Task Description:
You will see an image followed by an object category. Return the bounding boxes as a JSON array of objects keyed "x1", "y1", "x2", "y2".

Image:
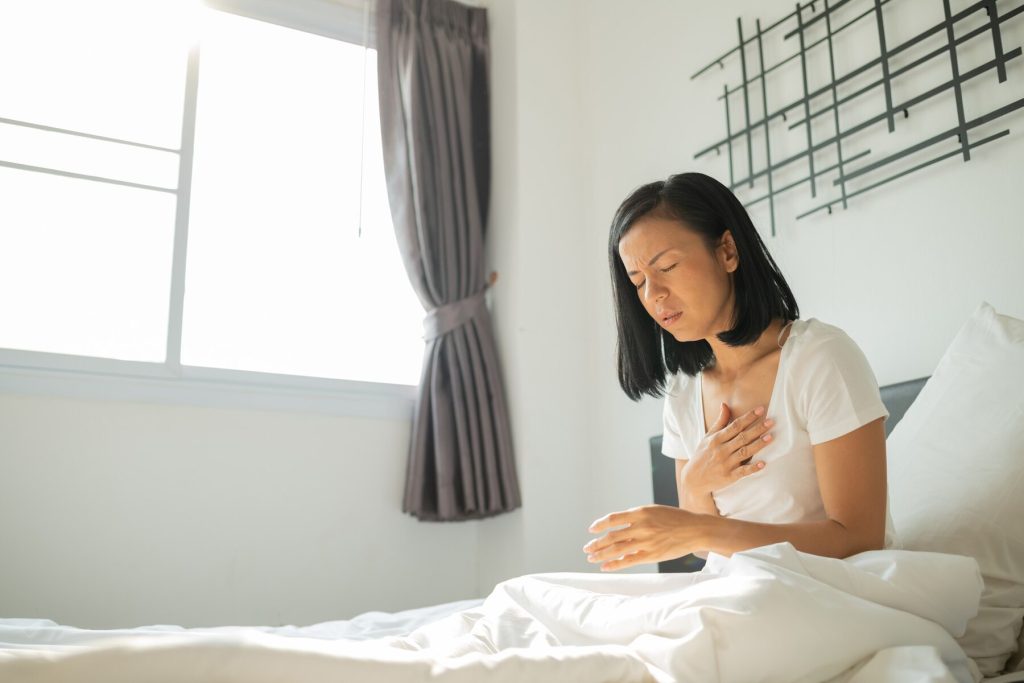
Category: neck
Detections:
[{"x1": 705, "y1": 317, "x2": 790, "y2": 381}]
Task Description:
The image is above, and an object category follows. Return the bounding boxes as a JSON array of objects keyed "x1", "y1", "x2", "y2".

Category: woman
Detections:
[{"x1": 583, "y1": 172, "x2": 896, "y2": 571}]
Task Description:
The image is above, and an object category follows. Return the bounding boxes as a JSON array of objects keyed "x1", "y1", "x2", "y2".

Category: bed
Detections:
[{"x1": 1, "y1": 301, "x2": 1022, "y2": 683}]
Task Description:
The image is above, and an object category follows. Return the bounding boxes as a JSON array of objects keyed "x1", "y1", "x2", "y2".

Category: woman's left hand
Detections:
[{"x1": 583, "y1": 505, "x2": 709, "y2": 571}]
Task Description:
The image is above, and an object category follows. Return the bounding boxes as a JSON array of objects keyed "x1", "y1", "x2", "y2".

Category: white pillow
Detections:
[{"x1": 887, "y1": 301, "x2": 1024, "y2": 677}]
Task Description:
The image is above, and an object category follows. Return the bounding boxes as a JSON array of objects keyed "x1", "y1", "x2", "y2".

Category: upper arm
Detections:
[{"x1": 811, "y1": 416, "x2": 887, "y2": 554}]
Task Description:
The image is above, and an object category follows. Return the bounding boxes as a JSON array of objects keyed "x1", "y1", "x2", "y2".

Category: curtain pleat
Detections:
[{"x1": 377, "y1": 0, "x2": 520, "y2": 521}]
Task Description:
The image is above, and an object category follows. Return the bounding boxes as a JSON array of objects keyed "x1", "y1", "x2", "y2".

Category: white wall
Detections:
[
  {"x1": 0, "y1": 393, "x2": 479, "y2": 627},
  {"x1": 477, "y1": 0, "x2": 596, "y2": 586},
  {"x1": 2, "y1": 0, "x2": 1022, "y2": 627}
]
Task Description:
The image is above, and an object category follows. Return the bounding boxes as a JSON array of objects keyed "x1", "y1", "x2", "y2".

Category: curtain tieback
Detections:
[{"x1": 423, "y1": 288, "x2": 487, "y2": 340}]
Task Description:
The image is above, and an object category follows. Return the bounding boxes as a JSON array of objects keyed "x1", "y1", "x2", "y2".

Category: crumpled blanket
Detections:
[{"x1": 0, "y1": 542, "x2": 985, "y2": 683}]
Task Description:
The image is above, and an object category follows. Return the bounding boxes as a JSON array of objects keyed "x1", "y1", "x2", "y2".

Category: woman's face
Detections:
[{"x1": 617, "y1": 215, "x2": 738, "y2": 342}]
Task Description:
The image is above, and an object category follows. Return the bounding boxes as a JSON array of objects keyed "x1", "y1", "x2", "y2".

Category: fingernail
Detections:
[
  {"x1": 757, "y1": 462, "x2": 765, "y2": 468},
  {"x1": 755, "y1": 406, "x2": 764, "y2": 415},
  {"x1": 762, "y1": 434, "x2": 772, "y2": 441}
]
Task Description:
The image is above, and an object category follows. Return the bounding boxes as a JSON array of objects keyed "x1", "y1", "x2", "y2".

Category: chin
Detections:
[
  {"x1": 667, "y1": 330, "x2": 694, "y2": 343},
  {"x1": 667, "y1": 324, "x2": 707, "y2": 344}
]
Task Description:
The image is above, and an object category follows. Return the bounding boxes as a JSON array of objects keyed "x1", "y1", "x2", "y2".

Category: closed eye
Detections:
[{"x1": 633, "y1": 264, "x2": 677, "y2": 290}]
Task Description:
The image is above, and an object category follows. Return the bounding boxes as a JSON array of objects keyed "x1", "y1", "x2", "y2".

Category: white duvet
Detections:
[{"x1": 0, "y1": 542, "x2": 992, "y2": 683}]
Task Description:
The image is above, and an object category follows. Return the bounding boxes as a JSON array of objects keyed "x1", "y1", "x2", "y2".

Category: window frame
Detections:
[{"x1": 0, "y1": 0, "x2": 417, "y2": 419}]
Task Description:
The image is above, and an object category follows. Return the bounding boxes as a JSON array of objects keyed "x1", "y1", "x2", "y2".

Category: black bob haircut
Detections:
[{"x1": 608, "y1": 172, "x2": 799, "y2": 401}]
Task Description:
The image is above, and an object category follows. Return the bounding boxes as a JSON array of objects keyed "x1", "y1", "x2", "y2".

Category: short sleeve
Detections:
[
  {"x1": 800, "y1": 332, "x2": 890, "y2": 445},
  {"x1": 661, "y1": 374, "x2": 691, "y2": 459}
]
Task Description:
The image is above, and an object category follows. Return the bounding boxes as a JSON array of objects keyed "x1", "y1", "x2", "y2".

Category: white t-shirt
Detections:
[{"x1": 661, "y1": 318, "x2": 900, "y2": 551}]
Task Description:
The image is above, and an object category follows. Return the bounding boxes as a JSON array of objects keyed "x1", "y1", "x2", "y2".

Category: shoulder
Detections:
[
  {"x1": 661, "y1": 371, "x2": 699, "y2": 453},
  {"x1": 790, "y1": 317, "x2": 854, "y2": 346},
  {"x1": 662, "y1": 371, "x2": 697, "y2": 425},
  {"x1": 787, "y1": 320, "x2": 888, "y2": 443},
  {"x1": 664, "y1": 370, "x2": 696, "y2": 404},
  {"x1": 788, "y1": 318, "x2": 867, "y2": 365}
]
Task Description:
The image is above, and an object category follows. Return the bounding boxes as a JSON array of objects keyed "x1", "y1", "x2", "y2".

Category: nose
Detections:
[{"x1": 643, "y1": 279, "x2": 668, "y2": 304}]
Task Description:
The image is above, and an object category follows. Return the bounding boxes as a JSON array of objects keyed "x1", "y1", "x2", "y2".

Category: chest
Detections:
[{"x1": 699, "y1": 349, "x2": 783, "y2": 435}]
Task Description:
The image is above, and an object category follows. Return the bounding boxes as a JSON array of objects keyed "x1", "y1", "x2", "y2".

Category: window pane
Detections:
[
  {"x1": 0, "y1": 122, "x2": 179, "y2": 190},
  {"x1": 0, "y1": 168, "x2": 176, "y2": 361},
  {"x1": 181, "y1": 10, "x2": 425, "y2": 386},
  {"x1": 0, "y1": 0, "x2": 191, "y2": 148}
]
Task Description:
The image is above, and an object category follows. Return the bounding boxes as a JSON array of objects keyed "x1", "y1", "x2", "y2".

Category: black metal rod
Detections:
[
  {"x1": 944, "y1": 0, "x2": 971, "y2": 161},
  {"x1": 729, "y1": 47, "x2": 1020, "y2": 190},
  {"x1": 874, "y1": 0, "x2": 896, "y2": 132},
  {"x1": 690, "y1": 0, "x2": 825, "y2": 79},
  {"x1": 798, "y1": 129, "x2": 1009, "y2": 219},
  {"x1": 786, "y1": 3, "x2": 1024, "y2": 132},
  {"x1": 783, "y1": 0, "x2": 857, "y2": 39},
  {"x1": 796, "y1": 3, "x2": 817, "y2": 198},
  {"x1": 714, "y1": 0, "x2": 895, "y2": 103},
  {"x1": 695, "y1": 0, "x2": 1008, "y2": 159},
  {"x1": 986, "y1": 0, "x2": 1008, "y2": 82},
  {"x1": 824, "y1": 0, "x2": 849, "y2": 210},
  {"x1": 743, "y1": 149, "x2": 871, "y2": 208},
  {"x1": 738, "y1": 18, "x2": 754, "y2": 189},
  {"x1": 834, "y1": 95, "x2": 1024, "y2": 186},
  {"x1": 755, "y1": 18, "x2": 776, "y2": 236},
  {"x1": 724, "y1": 83, "x2": 735, "y2": 187}
]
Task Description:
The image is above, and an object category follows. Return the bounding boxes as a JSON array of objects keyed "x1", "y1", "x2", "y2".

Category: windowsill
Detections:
[{"x1": 0, "y1": 349, "x2": 417, "y2": 420}]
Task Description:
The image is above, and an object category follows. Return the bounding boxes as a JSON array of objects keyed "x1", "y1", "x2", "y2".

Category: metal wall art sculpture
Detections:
[{"x1": 692, "y1": 0, "x2": 1024, "y2": 235}]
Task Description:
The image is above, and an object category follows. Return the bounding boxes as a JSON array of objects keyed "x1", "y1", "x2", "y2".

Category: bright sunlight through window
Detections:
[
  {"x1": 0, "y1": 0, "x2": 187, "y2": 362},
  {"x1": 0, "y1": 1, "x2": 425, "y2": 387}
]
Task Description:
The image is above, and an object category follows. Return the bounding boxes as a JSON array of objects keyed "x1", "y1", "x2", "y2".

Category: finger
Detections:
[
  {"x1": 582, "y1": 527, "x2": 628, "y2": 554},
  {"x1": 601, "y1": 550, "x2": 650, "y2": 572},
  {"x1": 725, "y1": 417, "x2": 774, "y2": 455},
  {"x1": 711, "y1": 402, "x2": 731, "y2": 431},
  {"x1": 713, "y1": 405, "x2": 765, "y2": 443},
  {"x1": 727, "y1": 438, "x2": 771, "y2": 467},
  {"x1": 587, "y1": 539, "x2": 639, "y2": 564},
  {"x1": 731, "y1": 459, "x2": 767, "y2": 480},
  {"x1": 588, "y1": 510, "x2": 634, "y2": 534}
]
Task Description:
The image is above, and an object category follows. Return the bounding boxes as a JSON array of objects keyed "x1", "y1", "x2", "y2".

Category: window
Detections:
[
  {"x1": 0, "y1": 0, "x2": 188, "y2": 363},
  {"x1": 0, "y1": 0, "x2": 424, "y2": 414}
]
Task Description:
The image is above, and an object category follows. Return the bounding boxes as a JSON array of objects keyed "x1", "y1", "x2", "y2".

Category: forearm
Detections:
[{"x1": 699, "y1": 515, "x2": 875, "y2": 560}]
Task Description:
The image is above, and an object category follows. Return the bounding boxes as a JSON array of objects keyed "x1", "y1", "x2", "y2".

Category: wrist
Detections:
[
  {"x1": 697, "y1": 513, "x2": 724, "y2": 551},
  {"x1": 680, "y1": 484, "x2": 711, "y2": 507},
  {"x1": 679, "y1": 468, "x2": 703, "y2": 496}
]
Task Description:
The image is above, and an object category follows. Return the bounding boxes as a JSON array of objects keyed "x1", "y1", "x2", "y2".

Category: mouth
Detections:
[{"x1": 661, "y1": 311, "x2": 682, "y2": 326}]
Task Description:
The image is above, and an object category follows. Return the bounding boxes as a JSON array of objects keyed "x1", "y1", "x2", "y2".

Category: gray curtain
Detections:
[{"x1": 376, "y1": 0, "x2": 520, "y2": 521}]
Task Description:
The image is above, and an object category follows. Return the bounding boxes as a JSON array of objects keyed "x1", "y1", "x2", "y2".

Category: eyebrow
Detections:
[{"x1": 626, "y1": 248, "x2": 674, "y2": 277}]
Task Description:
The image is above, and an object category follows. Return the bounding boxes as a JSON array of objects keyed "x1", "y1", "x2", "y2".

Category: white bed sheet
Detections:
[
  {"x1": 0, "y1": 597, "x2": 484, "y2": 652},
  {"x1": 2, "y1": 542, "x2": 1022, "y2": 683}
]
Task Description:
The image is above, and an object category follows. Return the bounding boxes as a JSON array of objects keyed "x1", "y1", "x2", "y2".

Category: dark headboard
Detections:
[{"x1": 649, "y1": 376, "x2": 930, "y2": 573}]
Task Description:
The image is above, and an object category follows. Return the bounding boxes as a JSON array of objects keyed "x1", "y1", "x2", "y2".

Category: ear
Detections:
[{"x1": 718, "y1": 230, "x2": 739, "y2": 273}]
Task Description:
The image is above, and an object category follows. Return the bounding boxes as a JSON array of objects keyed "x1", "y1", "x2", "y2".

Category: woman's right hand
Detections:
[{"x1": 680, "y1": 403, "x2": 773, "y2": 496}]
